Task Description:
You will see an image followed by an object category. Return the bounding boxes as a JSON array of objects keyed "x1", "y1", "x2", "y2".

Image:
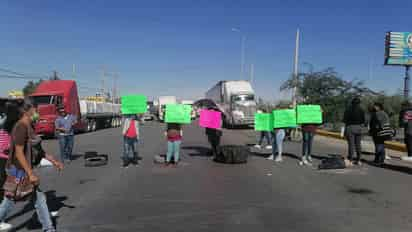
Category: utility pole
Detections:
[
  {"x1": 292, "y1": 28, "x2": 300, "y2": 107},
  {"x1": 112, "y1": 73, "x2": 118, "y2": 103},
  {"x1": 72, "y1": 64, "x2": 76, "y2": 79},
  {"x1": 101, "y1": 66, "x2": 106, "y2": 99},
  {"x1": 405, "y1": 66, "x2": 410, "y2": 99},
  {"x1": 241, "y1": 35, "x2": 246, "y2": 80},
  {"x1": 250, "y1": 63, "x2": 254, "y2": 85}
]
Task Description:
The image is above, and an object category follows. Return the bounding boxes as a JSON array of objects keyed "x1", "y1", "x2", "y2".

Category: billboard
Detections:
[{"x1": 385, "y1": 32, "x2": 412, "y2": 66}]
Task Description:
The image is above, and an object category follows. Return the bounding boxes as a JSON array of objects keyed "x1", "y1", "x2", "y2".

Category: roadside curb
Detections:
[{"x1": 316, "y1": 129, "x2": 407, "y2": 153}]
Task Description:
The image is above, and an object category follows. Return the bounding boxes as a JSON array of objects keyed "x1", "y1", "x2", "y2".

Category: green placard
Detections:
[
  {"x1": 254, "y1": 113, "x2": 273, "y2": 131},
  {"x1": 297, "y1": 105, "x2": 322, "y2": 124},
  {"x1": 273, "y1": 109, "x2": 297, "y2": 128},
  {"x1": 121, "y1": 95, "x2": 147, "y2": 114},
  {"x1": 165, "y1": 104, "x2": 192, "y2": 124}
]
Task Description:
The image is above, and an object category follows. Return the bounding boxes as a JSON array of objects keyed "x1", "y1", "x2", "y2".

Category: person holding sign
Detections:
[
  {"x1": 254, "y1": 110, "x2": 272, "y2": 150},
  {"x1": 164, "y1": 123, "x2": 183, "y2": 166},
  {"x1": 121, "y1": 115, "x2": 140, "y2": 167},
  {"x1": 204, "y1": 107, "x2": 223, "y2": 159},
  {"x1": 297, "y1": 105, "x2": 323, "y2": 166},
  {"x1": 269, "y1": 107, "x2": 297, "y2": 162}
]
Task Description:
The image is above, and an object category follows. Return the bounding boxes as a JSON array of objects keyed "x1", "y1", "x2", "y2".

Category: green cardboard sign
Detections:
[
  {"x1": 273, "y1": 109, "x2": 297, "y2": 128},
  {"x1": 121, "y1": 95, "x2": 147, "y2": 114},
  {"x1": 297, "y1": 105, "x2": 322, "y2": 124},
  {"x1": 254, "y1": 113, "x2": 273, "y2": 131},
  {"x1": 165, "y1": 104, "x2": 192, "y2": 124}
]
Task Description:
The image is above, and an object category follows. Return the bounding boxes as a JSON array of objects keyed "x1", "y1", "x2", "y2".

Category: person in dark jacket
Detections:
[
  {"x1": 369, "y1": 102, "x2": 390, "y2": 165},
  {"x1": 399, "y1": 101, "x2": 412, "y2": 161},
  {"x1": 343, "y1": 97, "x2": 366, "y2": 165},
  {"x1": 205, "y1": 107, "x2": 223, "y2": 158}
]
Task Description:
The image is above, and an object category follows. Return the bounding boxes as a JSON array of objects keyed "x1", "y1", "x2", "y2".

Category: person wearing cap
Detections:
[{"x1": 55, "y1": 107, "x2": 77, "y2": 163}]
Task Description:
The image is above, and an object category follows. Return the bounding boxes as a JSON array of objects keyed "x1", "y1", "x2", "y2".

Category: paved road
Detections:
[{"x1": 6, "y1": 121, "x2": 412, "y2": 232}]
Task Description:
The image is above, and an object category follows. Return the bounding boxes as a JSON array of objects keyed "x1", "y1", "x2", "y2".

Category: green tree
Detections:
[
  {"x1": 280, "y1": 67, "x2": 377, "y2": 125},
  {"x1": 22, "y1": 79, "x2": 43, "y2": 96}
]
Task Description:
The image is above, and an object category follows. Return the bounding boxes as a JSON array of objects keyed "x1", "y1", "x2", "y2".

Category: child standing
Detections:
[{"x1": 165, "y1": 123, "x2": 183, "y2": 165}]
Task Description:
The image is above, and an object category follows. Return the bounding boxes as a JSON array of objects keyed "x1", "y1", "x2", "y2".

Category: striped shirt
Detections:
[{"x1": 0, "y1": 129, "x2": 11, "y2": 159}]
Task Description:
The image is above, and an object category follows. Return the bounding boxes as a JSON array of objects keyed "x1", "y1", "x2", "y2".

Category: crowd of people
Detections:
[
  {"x1": 0, "y1": 97, "x2": 411, "y2": 230},
  {"x1": 253, "y1": 97, "x2": 410, "y2": 167}
]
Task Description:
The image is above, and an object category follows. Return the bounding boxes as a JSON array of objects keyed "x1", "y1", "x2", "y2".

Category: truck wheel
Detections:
[
  {"x1": 87, "y1": 120, "x2": 92, "y2": 132},
  {"x1": 91, "y1": 120, "x2": 97, "y2": 131}
]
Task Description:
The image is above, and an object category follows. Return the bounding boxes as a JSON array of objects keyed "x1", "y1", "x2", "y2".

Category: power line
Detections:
[
  {"x1": 0, "y1": 67, "x2": 48, "y2": 80},
  {"x1": 0, "y1": 75, "x2": 44, "y2": 80},
  {"x1": 0, "y1": 68, "x2": 26, "y2": 76}
]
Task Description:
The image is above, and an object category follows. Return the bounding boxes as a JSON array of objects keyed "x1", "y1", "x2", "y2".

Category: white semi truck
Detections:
[
  {"x1": 158, "y1": 96, "x2": 177, "y2": 121},
  {"x1": 205, "y1": 80, "x2": 257, "y2": 127}
]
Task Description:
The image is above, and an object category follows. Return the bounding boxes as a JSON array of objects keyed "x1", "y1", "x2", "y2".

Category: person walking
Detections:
[
  {"x1": 300, "y1": 124, "x2": 317, "y2": 166},
  {"x1": 121, "y1": 115, "x2": 140, "y2": 167},
  {"x1": 165, "y1": 123, "x2": 183, "y2": 166},
  {"x1": 343, "y1": 97, "x2": 366, "y2": 165},
  {"x1": 0, "y1": 102, "x2": 20, "y2": 200},
  {"x1": 0, "y1": 103, "x2": 63, "y2": 231},
  {"x1": 268, "y1": 128, "x2": 286, "y2": 162},
  {"x1": 205, "y1": 107, "x2": 223, "y2": 158},
  {"x1": 55, "y1": 107, "x2": 76, "y2": 163},
  {"x1": 399, "y1": 101, "x2": 412, "y2": 161},
  {"x1": 254, "y1": 109, "x2": 272, "y2": 149},
  {"x1": 369, "y1": 102, "x2": 391, "y2": 165}
]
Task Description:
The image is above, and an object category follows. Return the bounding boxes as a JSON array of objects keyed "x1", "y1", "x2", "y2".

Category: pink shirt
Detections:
[
  {"x1": 0, "y1": 129, "x2": 11, "y2": 159},
  {"x1": 125, "y1": 120, "x2": 138, "y2": 138}
]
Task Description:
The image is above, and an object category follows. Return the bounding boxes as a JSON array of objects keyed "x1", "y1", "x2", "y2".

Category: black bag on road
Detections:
[
  {"x1": 214, "y1": 145, "x2": 248, "y2": 164},
  {"x1": 318, "y1": 155, "x2": 346, "y2": 170}
]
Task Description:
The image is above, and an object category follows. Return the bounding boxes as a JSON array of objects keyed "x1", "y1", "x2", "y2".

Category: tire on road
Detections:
[{"x1": 214, "y1": 145, "x2": 249, "y2": 164}]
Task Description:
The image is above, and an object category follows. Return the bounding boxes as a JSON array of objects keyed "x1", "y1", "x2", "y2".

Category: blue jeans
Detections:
[
  {"x1": 373, "y1": 136, "x2": 386, "y2": 163},
  {"x1": 166, "y1": 141, "x2": 181, "y2": 163},
  {"x1": 58, "y1": 135, "x2": 74, "y2": 162},
  {"x1": 0, "y1": 191, "x2": 55, "y2": 231},
  {"x1": 302, "y1": 131, "x2": 314, "y2": 157},
  {"x1": 272, "y1": 129, "x2": 286, "y2": 156},
  {"x1": 123, "y1": 137, "x2": 138, "y2": 162},
  {"x1": 258, "y1": 132, "x2": 272, "y2": 146}
]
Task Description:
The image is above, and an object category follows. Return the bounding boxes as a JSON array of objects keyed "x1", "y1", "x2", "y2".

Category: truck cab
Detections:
[
  {"x1": 229, "y1": 93, "x2": 256, "y2": 125},
  {"x1": 30, "y1": 80, "x2": 82, "y2": 137}
]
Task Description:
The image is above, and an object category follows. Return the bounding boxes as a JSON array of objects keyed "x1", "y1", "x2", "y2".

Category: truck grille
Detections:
[{"x1": 238, "y1": 105, "x2": 256, "y2": 118}]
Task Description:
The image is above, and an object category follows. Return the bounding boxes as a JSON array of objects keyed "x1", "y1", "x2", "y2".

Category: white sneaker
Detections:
[
  {"x1": 0, "y1": 222, "x2": 12, "y2": 231},
  {"x1": 401, "y1": 156, "x2": 412, "y2": 161},
  {"x1": 265, "y1": 145, "x2": 272, "y2": 149},
  {"x1": 254, "y1": 145, "x2": 262, "y2": 149},
  {"x1": 275, "y1": 156, "x2": 283, "y2": 162},
  {"x1": 385, "y1": 155, "x2": 391, "y2": 160},
  {"x1": 299, "y1": 156, "x2": 311, "y2": 166},
  {"x1": 307, "y1": 155, "x2": 313, "y2": 163},
  {"x1": 267, "y1": 155, "x2": 274, "y2": 160}
]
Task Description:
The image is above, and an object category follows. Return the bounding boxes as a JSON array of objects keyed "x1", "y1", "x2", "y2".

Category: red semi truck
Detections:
[{"x1": 30, "y1": 80, "x2": 121, "y2": 137}]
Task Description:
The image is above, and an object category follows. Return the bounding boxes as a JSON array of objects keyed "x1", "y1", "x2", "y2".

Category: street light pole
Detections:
[
  {"x1": 232, "y1": 28, "x2": 246, "y2": 80},
  {"x1": 241, "y1": 35, "x2": 246, "y2": 80},
  {"x1": 405, "y1": 66, "x2": 410, "y2": 99}
]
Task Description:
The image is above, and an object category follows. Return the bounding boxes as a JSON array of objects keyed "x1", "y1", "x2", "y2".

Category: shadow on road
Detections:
[
  {"x1": 9, "y1": 190, "x2": 75, "y2": 232},
  {"x1": 182, "y1": 146, "x2": 212, "y2": 157}
]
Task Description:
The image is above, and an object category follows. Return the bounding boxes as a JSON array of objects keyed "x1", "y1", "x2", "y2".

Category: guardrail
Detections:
[{"x1": 316, "y1": 129, "x2": 406, "y2": 152}]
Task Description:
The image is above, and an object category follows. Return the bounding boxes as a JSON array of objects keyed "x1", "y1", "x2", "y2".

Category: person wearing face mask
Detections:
[
  {"x1": 55, "y1": 107, "x2": 77, "y2": 163},
  {"x1": 0, "y1": 103, "x2": 63, "y2": 231}
]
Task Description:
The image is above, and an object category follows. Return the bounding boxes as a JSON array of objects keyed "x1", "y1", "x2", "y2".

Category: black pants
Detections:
[
  {"x1": 345, "y1": 125, "x2": 363, "y2": 161},
  {"x1": 0, "y1": 159, "x2": 7, "y2": 199},
  {"x1": 405, "y1": 134, "x2": 412, "y2": 157},
  {"x1": 208, "y1": 135, "x2": 221, "y2": 157}
]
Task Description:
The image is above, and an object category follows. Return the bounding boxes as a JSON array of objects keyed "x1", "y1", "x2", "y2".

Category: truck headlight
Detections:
[{"x1": 232, "y1": 111, "x2": 244, "y2": 119}]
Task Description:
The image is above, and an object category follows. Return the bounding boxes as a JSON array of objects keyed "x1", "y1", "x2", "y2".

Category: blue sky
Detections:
[{"x1": 1, "y1": 0, "x2": 411, "y2": 101}]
